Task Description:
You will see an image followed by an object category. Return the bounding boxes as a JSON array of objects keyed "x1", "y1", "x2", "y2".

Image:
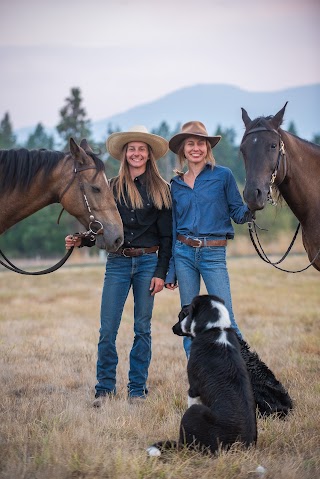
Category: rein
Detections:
[
  {"x1": 0, "y1": 155, "x2": 104, "y2": 275},
  {"x1": 247, "y1": 220, "x2": 320, "y2": 273},
  {"x1": 243, "y1": 126, "x2": 320, "y2": 272}
]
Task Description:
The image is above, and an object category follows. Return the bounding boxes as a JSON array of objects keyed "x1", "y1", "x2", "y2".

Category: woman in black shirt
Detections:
[{"x1": 66, "y1": 126, "x2": 172, "y2": 406}]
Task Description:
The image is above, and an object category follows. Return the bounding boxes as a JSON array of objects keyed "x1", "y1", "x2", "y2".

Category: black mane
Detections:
[
  {"x1": 249, "y1": 115, "x2": 277, "y2": 131},
  {"x1": 0, "y1": 148, "x2": 105, "y2": 193}
]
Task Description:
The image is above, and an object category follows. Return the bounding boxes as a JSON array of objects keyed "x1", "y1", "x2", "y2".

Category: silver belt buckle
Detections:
[{"x1": 193, "y1": 238, "x2": 203, "y2": 247}]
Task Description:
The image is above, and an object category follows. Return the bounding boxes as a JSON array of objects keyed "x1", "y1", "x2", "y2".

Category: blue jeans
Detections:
[
  {"x1": 95, "y1": 252, "x2": 158, "y2": 398},
  {"x1": 174, "y1": 240, "x2": 242, "y2": 357}
]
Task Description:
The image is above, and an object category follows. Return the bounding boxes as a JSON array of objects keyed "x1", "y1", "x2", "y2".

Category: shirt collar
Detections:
[
  {"x1": 133, "y1": 171, "x2": 147, "y2": 184},
  {"x1": 172, "y1": 163, "x2": 214, "y2": 184}
]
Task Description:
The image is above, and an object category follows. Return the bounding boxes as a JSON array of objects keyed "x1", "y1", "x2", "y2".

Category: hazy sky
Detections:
[{"x1": 1, "y1": 0, "x2": 319, "y2": 129}]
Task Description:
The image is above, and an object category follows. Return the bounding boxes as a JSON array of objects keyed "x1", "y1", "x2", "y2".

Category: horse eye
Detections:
[
  {"x1": 271, "y1": 144, "x2": 277, "y2": 149},
  {"x1": 91, "y1": 185, "x2": 101, "y2": 193}
]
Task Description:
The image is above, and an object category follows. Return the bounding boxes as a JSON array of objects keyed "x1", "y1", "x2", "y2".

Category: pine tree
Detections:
[
  {"x1": 0, "y1": 112, "x2": 17, "y2": 149},
  {"x1": 56, "y1": 87, "x2": 92, "y2": 151},
  {"x1": 25, "y1": 123, "x2": 55, "y2": 150},
  {"x1": 214, "y1": 126, "x2": 244, "y2": 184},
  {"x1": 287, "y1": 121, "x2": 298, "y2": 136}
]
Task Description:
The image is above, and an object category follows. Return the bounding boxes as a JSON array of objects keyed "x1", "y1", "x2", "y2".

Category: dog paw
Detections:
[{"x1": 146, "y1": 446, "x2": 161, "y2": 457}]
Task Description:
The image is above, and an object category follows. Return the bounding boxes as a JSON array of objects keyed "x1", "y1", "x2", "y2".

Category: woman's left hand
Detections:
[{"x1": 149, "y1": 277, "x2": 164, "y2": 296}]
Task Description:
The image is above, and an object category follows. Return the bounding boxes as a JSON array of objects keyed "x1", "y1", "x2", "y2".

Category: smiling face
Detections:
[
  {"x1": 183, "y1": 136, "x2": 208, "y2": 166},
  {"x1": 125, "y1": 141, "x2": 149, "y2": 177}
]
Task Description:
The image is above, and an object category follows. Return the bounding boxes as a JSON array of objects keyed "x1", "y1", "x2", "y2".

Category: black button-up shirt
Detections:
[{"x1": 112, "y1": 173, "x2": 172, "y2": 279}]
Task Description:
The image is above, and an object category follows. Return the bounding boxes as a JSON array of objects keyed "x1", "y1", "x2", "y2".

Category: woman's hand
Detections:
[
  {"x1": 149, "y1": 277, "x2": 165, "y2": 296},
  {"x1": 65, "y1": 235, "x2": 81, "y2": 249},
  {"x1": 165, "y1": 283, "x2": 179, "y2": 290}
]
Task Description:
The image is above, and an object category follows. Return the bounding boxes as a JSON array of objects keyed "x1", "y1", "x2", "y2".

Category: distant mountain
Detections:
[{"x1": 16, "y1": 83, "x2": 320, "y2": 145}]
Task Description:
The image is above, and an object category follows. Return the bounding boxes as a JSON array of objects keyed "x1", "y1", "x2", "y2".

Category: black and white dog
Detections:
[
  {"x1": 177, "y1": 304, "x2": 293, "y2": 419},
  {"x1": 148, "y1": 294, "x2": 257, "y2": 456}
]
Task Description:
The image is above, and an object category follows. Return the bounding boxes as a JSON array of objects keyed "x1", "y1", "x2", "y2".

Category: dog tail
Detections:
[
  {"x1": 239, "y1": 338, "x2": 293, "y2": 418},
  {"x1": 147, "y1": 440, "x2": 178, "y2": 457}
]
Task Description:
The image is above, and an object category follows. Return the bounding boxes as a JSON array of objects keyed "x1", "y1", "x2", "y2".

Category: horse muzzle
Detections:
[{"x1": 244, "y1": 184, "x2": 268, "y2": 211}]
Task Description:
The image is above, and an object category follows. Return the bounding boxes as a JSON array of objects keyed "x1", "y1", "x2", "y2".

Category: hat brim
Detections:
[
  {"x1": 169, "y1": 133, "x2": 221, "y2": 154},
  {"x1": 107, "y1": 131, "x2": 168, "y2": 161}
]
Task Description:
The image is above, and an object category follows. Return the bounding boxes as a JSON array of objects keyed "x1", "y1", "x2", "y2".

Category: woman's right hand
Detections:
[{"x1": 65, "y1": 235, "x2": 82, "y2": 249}]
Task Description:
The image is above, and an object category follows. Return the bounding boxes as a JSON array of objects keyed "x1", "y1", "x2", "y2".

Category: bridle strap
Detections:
[
  {"x1": 242, "y1": 126, "x2": 287, "y2": 203},
  {"x1": 57, "y1": 158, "x2": 103, "y2": 235}
]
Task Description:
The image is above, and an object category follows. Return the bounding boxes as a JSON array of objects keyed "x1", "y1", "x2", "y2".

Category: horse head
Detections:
[
  {"x1": 61, "y1": 138, "x2": 123, "y2": 252},
  {"x1": 240, "y1": 103, "x2": 288, "y2": 212}
]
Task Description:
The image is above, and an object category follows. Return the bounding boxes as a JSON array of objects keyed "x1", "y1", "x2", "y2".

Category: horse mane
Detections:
[
  {"x1": 0, "y1": 148, "x2": 105, "y2": 193},
  {"x1": 248, "y1": 115, "x2": 280, "y2": 131}
]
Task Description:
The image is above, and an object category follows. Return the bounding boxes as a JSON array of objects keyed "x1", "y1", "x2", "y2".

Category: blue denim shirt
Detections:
[{"x1": 166, "y1": 163, "x2": 250, "y2": 284}]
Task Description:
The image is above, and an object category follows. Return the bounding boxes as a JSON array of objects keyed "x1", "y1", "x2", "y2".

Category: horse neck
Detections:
[
  {"x1": 0, "y1": 153, "x2": 64, "y2": 234},
  {"x1": 279, "y1": 130, "x2": 320, "y2": 222}
]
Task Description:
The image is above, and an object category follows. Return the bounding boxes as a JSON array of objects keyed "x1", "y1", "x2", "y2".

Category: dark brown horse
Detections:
[
  {"x1": 0, "y1": 138, "x2": 123, "y2": 252},
  {"x1": 240, "y1": 103, "x2": 320, "y2": 271}
]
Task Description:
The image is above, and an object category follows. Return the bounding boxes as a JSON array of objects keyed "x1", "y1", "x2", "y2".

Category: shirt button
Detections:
[{"x1": 131, "y1": 232, "x2": 134, "y2": 235}]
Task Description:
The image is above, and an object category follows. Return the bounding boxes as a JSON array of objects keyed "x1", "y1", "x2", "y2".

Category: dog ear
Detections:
[{"x1": 178, "y1": 304, "x2": 190, "y2": 322}]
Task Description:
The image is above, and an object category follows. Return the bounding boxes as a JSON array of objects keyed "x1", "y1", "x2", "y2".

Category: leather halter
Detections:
[
  {"x1": 242, "y1": 126, "x2": 287, "y2": 205},
  {"x1": 58, "y1": 155, "x2": 103, "y2": 237}
]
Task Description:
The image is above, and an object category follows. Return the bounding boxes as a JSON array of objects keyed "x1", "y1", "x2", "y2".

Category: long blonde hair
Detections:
[
  {"x1": 176, "y1": 139, "x2": 216, "y2": 169},
  {"x1": 113, "y1": 145, "x2": 172, "y2": 209}
]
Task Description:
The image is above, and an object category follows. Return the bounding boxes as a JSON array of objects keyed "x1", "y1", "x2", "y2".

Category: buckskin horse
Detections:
[
  {"x1": 0, "y1": 138, "x2": 123, "y2": 252},
  {"x1": 240, "y1": 103, "x2": 320, "y2": 272}
]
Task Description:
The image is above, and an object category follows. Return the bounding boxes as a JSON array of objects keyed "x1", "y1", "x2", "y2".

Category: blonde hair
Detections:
[
  {"x1": 113, "y1": 145, "x2": 172, "y2": 210},
  {"x1": 177, "y1": 138, "x2": 216, "y2": 169}
]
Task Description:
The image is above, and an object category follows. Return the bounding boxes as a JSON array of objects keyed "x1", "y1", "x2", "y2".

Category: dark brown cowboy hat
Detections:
[{"x1": 169, "y1": 121, "x2": 221, "y2": 154}]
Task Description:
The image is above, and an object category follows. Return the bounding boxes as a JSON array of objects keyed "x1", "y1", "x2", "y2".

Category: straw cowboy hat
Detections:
[
  {"x1": 169, "y1": 121, "x2": 221, "y2": 154},
  {"x1": 106, "y1": 125, "x2": 169, "y2": 161}
]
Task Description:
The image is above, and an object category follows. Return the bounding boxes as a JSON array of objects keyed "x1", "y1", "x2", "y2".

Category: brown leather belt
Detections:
[
  {"x1": 177, "y1": 234, "x2": 227, "y2": 248},
  {"x1": 114, "y1": 246, "x2": 159, "y2": 257}
]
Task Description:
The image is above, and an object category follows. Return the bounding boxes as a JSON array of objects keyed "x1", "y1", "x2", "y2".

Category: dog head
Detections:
[{"x1": 172, "y1": 294, "x2": 231, "y2": 337}]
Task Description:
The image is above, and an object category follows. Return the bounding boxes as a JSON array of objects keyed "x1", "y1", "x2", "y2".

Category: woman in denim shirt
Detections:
[
  {"x1": 165, "y1": 121, "x2": 251, "y2": 357},
  {"x1": 66, "y1": 126, "x2": 172, "y2": 405}
]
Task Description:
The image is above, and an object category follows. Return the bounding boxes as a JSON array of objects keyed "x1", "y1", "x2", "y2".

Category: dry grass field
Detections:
[{"x1": 0, "y1": 250, "x2": 319, "y2": 479}]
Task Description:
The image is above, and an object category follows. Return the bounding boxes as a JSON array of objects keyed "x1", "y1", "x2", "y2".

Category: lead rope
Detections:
[
  {"x1": 0, "y1": 247, "x2": 74, "y2": 275},
  {"x1": 248, "y1": 220, "x2": 320, "y2": 273}
]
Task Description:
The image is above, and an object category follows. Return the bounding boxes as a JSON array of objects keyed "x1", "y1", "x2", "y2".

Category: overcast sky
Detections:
[{"x1": 1, "y1": 0, "x2": 319, "y2": 129}]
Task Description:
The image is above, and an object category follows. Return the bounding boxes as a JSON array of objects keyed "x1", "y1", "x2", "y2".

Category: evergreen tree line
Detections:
[{"x1": 1, "y1": 87, "x2": 319, "y2": 258}]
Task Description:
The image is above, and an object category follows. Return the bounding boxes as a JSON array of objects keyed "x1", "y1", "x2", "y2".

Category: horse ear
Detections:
[
  {"x1": 80, "y1": 138, "x2": 93, "y2": 153},
  {"x1": 241, "y1": 107, "x2": 251, "y2": 127},
  {"x1": 69, "y1": 137, "x2": 81, "y2": 156},
  {"x1": 271, "y1": 102, "x2": 288, "y2": 129},
  {"x1": 69, "y1": 138, "x2": 87, "y2": 164}
]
